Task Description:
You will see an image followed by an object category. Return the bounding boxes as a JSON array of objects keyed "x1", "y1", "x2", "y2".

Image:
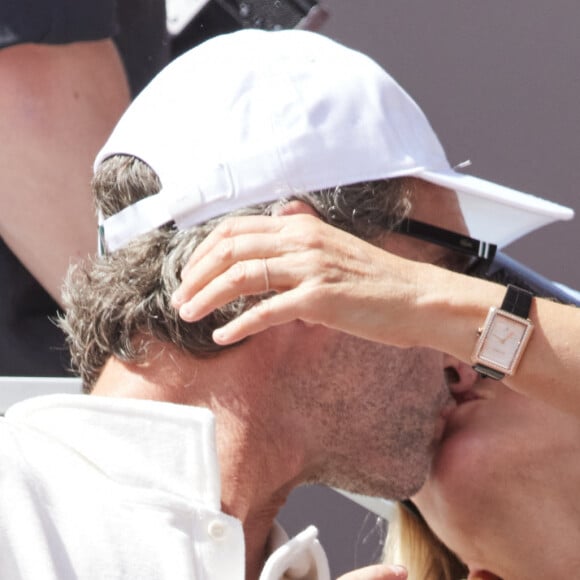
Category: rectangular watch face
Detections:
[{"x1": 473, "y1": 308, "x2": 534, "y2": 373}]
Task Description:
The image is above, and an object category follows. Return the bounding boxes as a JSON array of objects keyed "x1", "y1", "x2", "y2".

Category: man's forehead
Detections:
[
  {"x1": 406, "y1": 179, "x2": 468, "y2": 236},
  {"x1": 385, "y1": 228, "x2": 461, "y2": 270},
  {"x1": 383, "y1": 180, "x2": 471, "y2": 270}
]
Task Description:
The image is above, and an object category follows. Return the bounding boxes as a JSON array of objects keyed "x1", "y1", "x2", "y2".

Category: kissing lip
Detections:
[
  {"x1": 444, "y1": 386, "x2": 491, "y2": 424},
  {"x1": 452, "y1": 388, "x2": 484, "y2": 406},
  {"x1": 448, "y1": 376, "x2": 495, "y2": 406},
  {"x1": 435, "y1": 382, "x2": 492, "y2": 440},
  {"x1": 440, "y1": 399, "x2": 458, "y2": 420}
]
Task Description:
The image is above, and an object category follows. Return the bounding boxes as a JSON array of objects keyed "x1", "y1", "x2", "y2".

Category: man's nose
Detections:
[{"x1": 443, "y1": 354, "x2": 480, "y2": 393}]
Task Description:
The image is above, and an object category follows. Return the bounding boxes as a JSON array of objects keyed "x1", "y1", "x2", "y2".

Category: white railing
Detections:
[{"x1": 0, "y1": 377, "x2": 82, "y2": 414}]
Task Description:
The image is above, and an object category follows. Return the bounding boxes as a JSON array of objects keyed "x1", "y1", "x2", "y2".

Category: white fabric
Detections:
[
  {"x1": 264, "y1": 522, "x2": 330, "y2": 580},
  {"x1": 0, "y1": 394, "x2": 329, "y2": 580},
  {"x1": 95, "y1": 29, "x2": 573, "y2": 253}
]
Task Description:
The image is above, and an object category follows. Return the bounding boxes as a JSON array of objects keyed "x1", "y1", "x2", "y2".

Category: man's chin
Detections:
[{"x1": 316, "y1": 467, "x2": 429, "y2": 502}]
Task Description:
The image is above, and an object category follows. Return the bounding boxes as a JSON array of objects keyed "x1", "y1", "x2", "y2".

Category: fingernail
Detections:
[
  {"x1": 179, "y1": 305, "x2": 193, "y2": 319},
  {"x1": 213, "y1": 328, "x2": 226, "y2": 343},
  {"x1": 389, "y1": 565, "x2": 407, "y2": 577},
  {"x1": 172, "y1": 291, "x2": 183, "y2": 306}
]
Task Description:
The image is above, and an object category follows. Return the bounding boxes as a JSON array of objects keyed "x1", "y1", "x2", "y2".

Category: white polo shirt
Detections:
[{"x1": 0, "y1": 394, "x2": 330, "y2": 580}]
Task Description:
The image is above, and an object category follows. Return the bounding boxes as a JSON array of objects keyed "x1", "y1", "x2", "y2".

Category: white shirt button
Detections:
[{"x1": 207, "y1": 519, "x2": 227, "y2": 540}]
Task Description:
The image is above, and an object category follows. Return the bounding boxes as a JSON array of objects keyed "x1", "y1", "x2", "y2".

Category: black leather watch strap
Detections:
[
  {"x1": 473, "y1": 364, "x2": 506, "y2": 381},
  {"x1": 500, "y1": 284, "x2": 533, "y2": 317}
]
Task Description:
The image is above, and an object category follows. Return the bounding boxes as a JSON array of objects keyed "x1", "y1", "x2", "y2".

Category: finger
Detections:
[
  {"x1": 180, "y1": 212, "x2": 324, "y2": 279},
  {"x1": 336, "y1": 564, "x2": 407, "y2": 580},
  {"x1": 211, "y1": 288, "x2": 317, "y2": 345},
  {"x1": 178, "y1": 254, "x2": 311, "y2": 322},
  {"x1": 174, "y1": 214, "x2": 327, "y2": 308},
  {"x1": 208, "y1": 288, "x2": 340, "y2": 345},
  {"x1": 212, "y1": 296, "x2": 300, "y2": 346},
  {"x1": 173, "y1": 232, "x2": 284, "y2": 308},
  {"x1": 179, "y1": 258, "x2": 273, "y2": 322},
  {"x1": 180, "y1": 215, "x2": 285, "y2": 278}
]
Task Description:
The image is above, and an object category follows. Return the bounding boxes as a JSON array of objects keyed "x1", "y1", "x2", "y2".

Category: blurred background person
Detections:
[{"x1": 0, "y1": 0, "x2": 168, "y2": 375}]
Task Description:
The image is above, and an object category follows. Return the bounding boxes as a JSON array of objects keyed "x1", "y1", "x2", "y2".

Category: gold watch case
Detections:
[{"x1": 471, "y1": 307, "x2": 534, "y2": 376}]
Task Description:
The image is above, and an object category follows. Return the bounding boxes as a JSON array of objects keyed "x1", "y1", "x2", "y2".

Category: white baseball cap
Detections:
[{"x1": 96, "y1": 29, "x2": 573, "y2": 253}]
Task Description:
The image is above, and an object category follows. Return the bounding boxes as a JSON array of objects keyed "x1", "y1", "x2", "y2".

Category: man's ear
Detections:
[{"x1": 272, "y1": 199, "x2": 321, "y2": 218}]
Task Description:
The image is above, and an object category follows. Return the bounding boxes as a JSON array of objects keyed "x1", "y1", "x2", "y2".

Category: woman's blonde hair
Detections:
[{"x1": 383, "y1": 503, "x2": 469, "y2": 580}]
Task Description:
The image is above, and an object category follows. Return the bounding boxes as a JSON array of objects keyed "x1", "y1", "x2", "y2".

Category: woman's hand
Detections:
[
  {"x1": 171, "y1": 210, "x2": 423, "y2": 347},
  {"x1": 173, "y1": 207, "x2": 580, "y2": 420}
]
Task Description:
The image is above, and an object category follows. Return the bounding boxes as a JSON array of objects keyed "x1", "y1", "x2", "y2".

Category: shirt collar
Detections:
[{"x1": 6, "y1": 394, "x2": 222, "y2": 509}]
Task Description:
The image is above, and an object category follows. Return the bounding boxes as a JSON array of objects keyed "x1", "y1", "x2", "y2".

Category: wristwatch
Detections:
[{"x1": 471, "y1": 284, "x2": 535, "y2": 380}]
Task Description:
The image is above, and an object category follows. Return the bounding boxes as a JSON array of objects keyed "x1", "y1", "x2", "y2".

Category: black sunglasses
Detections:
[
  {"x1": 394, "y1": 218, "x2": 580, "y2": 306},
  {"x1": 395, "y1": 218, "x2": 497, "y2": 269}
]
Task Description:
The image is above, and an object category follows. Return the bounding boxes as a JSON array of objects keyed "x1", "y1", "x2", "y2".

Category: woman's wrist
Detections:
[{"x1": 410, "y1": 264, "x2": 505, "y2": 360}]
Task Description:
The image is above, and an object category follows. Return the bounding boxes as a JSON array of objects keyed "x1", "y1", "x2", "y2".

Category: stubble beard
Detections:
[{"x1": 285, "y1": 335, "x2": 449, "y2": 500}]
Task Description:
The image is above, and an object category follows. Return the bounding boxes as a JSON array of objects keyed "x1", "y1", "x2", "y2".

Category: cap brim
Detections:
[{"x1": 419, "y1": 168, "x2": 574, "y2": 247}]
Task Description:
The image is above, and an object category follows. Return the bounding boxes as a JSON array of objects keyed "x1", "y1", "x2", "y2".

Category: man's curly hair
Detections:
[{"x1": 59, "y1": 155, "x2": 411, "y2": 390}]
